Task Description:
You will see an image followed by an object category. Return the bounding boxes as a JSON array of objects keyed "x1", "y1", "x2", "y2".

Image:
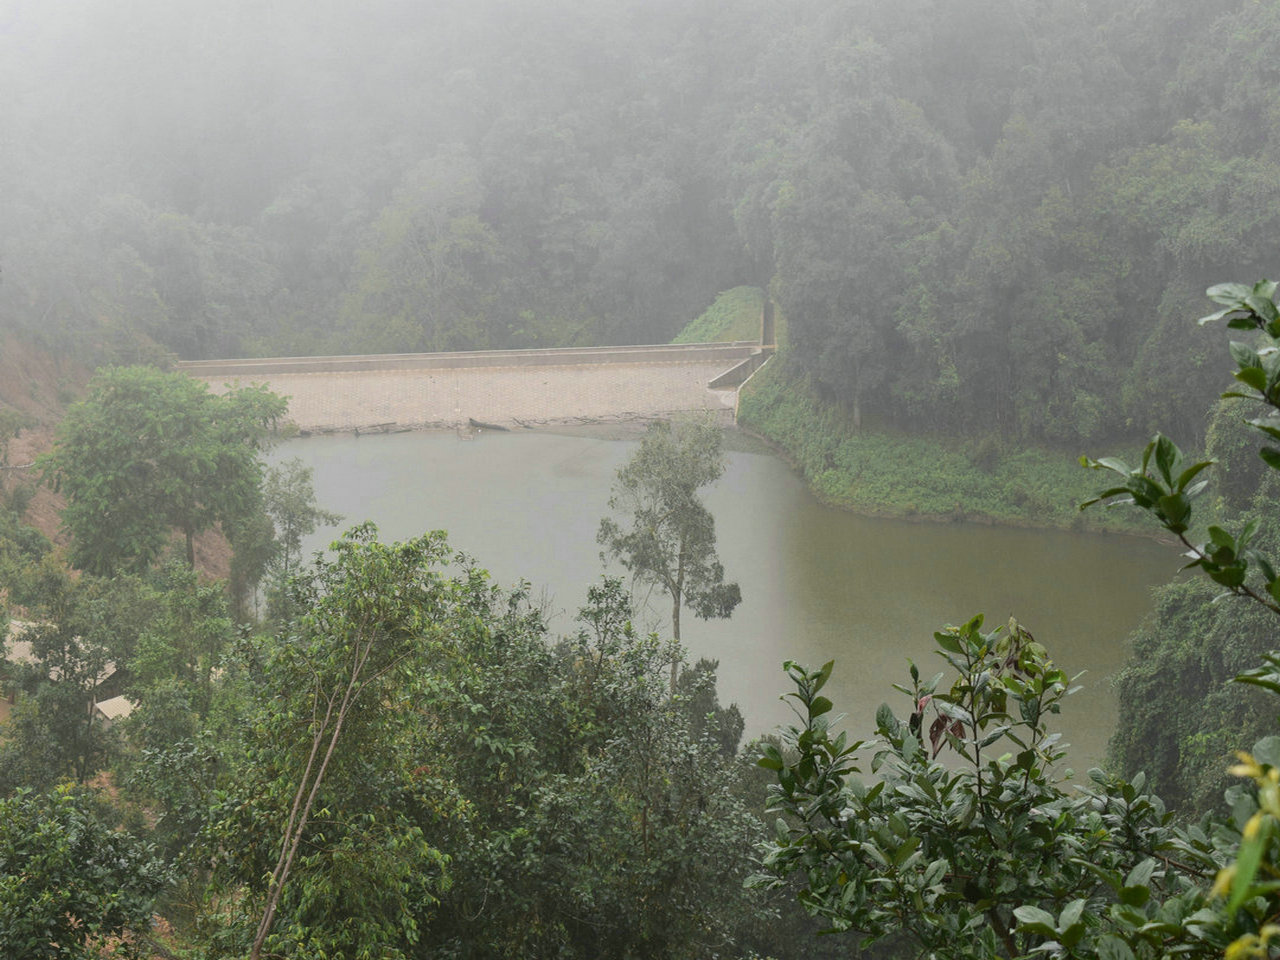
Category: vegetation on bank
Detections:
[
  {"x1": 671, "y1": 287, "x2": 764, "y2": 345},
  {"x1": 736, "y1": 358, "x2": 1153, "y2": 534}
]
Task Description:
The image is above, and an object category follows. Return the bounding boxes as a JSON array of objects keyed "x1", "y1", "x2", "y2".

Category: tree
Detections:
[
  {"x1": 242, "y1": 524, "x2": 448, "y2": 960},
  {"x1": 261, "y1": 457, "x2": 341, "y2": 613},
  {"x1": 192, "y1": 542, "x2": 764, "y2": 959},
  {"x1": 0, "y1": 570, "x2": 157, "y2": 789},
  {"x1": 598, "y1": 416, "x2": 741, "y2": 691},
  {"x1": 42, "y1": 365, "x2": 286, "y2": 574},
  {"x1": 128, "y1": 561, "x2": 235, "y2": 717},
  {"x1": 0, "y1": 787, "x2": 167, "y2": 959}
]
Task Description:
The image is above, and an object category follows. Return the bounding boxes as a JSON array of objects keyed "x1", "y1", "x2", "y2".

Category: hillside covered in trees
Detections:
[{"x1": 4, "y1": 0, "x2": 1279, "y2": 448}]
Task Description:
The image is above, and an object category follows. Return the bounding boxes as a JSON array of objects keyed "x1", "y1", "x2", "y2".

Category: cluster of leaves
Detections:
[
  {"x1": 754, "y1": 619, "x2": 1235, "y2": 959},
  {"x1": 1083, "y1": 281, "x2": 1280, "y2": 614},
  {"x1": 2, "y1": 520, "x2": 767, "y2": 956},
  {"x1": 0, "y1": 787, "x2": 167, "y2": 959}
]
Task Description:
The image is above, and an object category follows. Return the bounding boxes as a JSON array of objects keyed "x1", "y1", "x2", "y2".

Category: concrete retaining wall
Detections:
[
  {"x1": 184, "y1": 342, "x2": 754, "y2": 433},
  {"x1": 179, "y1": 342, "x2": 759, "y2": 377},
  {"x1": 707, "y1": 350, "x2": 771, "y2": 389}
]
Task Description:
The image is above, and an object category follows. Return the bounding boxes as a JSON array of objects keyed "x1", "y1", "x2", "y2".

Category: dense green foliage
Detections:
[
  {"x1": 41, "y1": 366, "x2": 286, "y2": 573},
  {"x1": 1108, "y1": 575, "x2": 1280, "y2": 815},
  {"x1": 8, "y1": 1, "x2": 1280, "y2": 954},
  {"x1": 757, "y1": 627, "x2": 1231, "y2": 959},
  {"x1": 3, "y1": 0, "x2": 1277, "y2": 451},
  {"x1": 1094, "y1": 283, "x2": 1280, "y2": 816},
  {"x1": 146, "y1": 533, "x2": 764, "y2": 959},
  {"x1": 0, "y1": 787, "x2": 167, "y2": 959},
  {"x1": 0, "y1": 368, "x2": 775, "y2": 957},
  {"x1": 738, "y1": 362, "x2": 1151, "y2": 531}
]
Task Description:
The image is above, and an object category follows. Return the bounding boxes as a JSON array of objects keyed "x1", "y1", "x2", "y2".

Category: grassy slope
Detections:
[
  {"x1": 672, "y1": 287, "x2": 764, "y2": 343},
  {"x1": 673, "y1": 293, "x2": 1149, "y2": 533}
]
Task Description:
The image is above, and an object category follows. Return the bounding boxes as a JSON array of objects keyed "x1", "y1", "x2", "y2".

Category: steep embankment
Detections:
[{"x1": 0, "y1": 335, "x2": 90, "y2": 544}]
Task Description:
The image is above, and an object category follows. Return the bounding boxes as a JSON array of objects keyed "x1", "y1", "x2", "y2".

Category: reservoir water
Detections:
[{"x1": 279, "y1": 428, "x2": 1177, "y2": 769}]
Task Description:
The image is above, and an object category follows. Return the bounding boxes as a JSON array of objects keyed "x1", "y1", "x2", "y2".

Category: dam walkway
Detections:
[{"x1": 179, "y1": 342, "x2": 771, "y2": 434}]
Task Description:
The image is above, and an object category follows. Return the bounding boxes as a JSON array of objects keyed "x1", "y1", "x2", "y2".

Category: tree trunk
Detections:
[
  {"x1": 670, "y1": 590, "x2": 681, "y2": 694},
  {"x1": 250, "y1": 637, "x2": 376, "y2": 960},
  {"x1": 184, "y1": 525, "x2": 195, "y2": 568}
]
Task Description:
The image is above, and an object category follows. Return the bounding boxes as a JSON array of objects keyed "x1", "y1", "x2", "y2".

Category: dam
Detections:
[{"x1": 179, "y1": 341, "x2": 771, "y2": 433}]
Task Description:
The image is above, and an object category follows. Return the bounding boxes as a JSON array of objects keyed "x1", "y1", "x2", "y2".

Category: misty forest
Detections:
[{"x1": 6, "y1": 0, "x2": 1280, "y2": 957}]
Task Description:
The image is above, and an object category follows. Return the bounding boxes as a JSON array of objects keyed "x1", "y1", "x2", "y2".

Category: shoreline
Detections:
[{"x1": 277, "y1": 415, "x2": 1175, "y2": 545}]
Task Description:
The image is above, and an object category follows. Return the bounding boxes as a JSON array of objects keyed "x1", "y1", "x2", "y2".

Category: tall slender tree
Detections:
[{"x1": 598, "y1": 415, "x2": 741, "y2": 691}]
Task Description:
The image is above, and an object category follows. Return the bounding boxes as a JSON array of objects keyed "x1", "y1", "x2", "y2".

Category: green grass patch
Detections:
[
  {"x1": 737, "y1": 362, "x2": 1156, "y2": 534},
  {"x1": 673, "y1": 286, "x2": 764, "y2": 344}
]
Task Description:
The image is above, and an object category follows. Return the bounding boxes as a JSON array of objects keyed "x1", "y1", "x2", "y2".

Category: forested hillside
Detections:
[{"x1": 5, "y1": 0, "x2": 1280, "y2": 447}]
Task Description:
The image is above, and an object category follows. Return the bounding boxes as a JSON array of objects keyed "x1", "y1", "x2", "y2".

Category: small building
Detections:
[
  {"x1": 0, "y1": 618, "x2": 34, "y2": 725},
  {"x1": 1, "y1": 618, "x2": 121, "y2": 726},
  {"x1": 92, "y1": 694, "x2": 135, "y2": 730}
]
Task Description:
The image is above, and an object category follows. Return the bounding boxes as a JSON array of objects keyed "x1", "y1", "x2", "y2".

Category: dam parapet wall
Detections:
[{"x1": 180, "y1": 342, "x2": 754, "y2": 434}]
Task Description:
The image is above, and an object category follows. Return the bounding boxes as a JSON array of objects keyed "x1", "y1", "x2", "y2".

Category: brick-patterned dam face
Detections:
[{"x1": 179, "y1": 342, "x2": 769, "y2": 433}]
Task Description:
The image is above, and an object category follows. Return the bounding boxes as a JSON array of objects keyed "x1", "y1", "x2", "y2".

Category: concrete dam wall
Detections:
[{"x1": 180, "y1": 342, "x2": 768, "y2": 433}]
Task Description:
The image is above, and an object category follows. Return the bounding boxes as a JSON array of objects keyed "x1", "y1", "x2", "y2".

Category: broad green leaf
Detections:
[
  {"x1": 758, "y1": 744, "x2": 784, "y2": 771},
  {"x1": 1227, "y1": 816, "x2": 1269, "y2": 914},
  {"x1": 1207, "y1": 526, "x2": 1235, "y2": 549},
  {"x1": 1156, "y1": 493, "x2": 1190, "y2": 532},
  {"x1": 1012, "y1": 904, "x2": 1057, "y2": 937},
  {"x1": 1245, "y1": 294, "x2": 1278, "y2": 323},
  {"x1": 1095, "y1": 934, "x2": 1136, "y2": 960},
  {"x1": 1175, "y1": 459, "x2": 1214, "y2": 491},
  {"x1": 1124, "y1": 858, "x2": 1156, "y2": 889},
  {"x1": 1154, "y1": 436, "x2": 1181, "y2": 485},
  {"x1": 1234, "y1": 367, "x2": 1268, "y2": 392},
  {"x1": 1058, "y1": 898, "x2": 1086, "y2": 931},
  {"x1": 934, "y1": 631, "x2": 962, "y2": 654},
  {"x1": 1251, "y1": 735, "x2": 1280, "y2": 769},
  {"x1": 1247, "y1": 417, "x2": 1280, "y2": 441},
  {"x1": 1092, "y1": 457, "x2": 1132, "y2": 475},
  {"x1": 1231, "y1": 341, "x2": 1262, "y2": 369},
  {"x1": 1198, "y1": 306, "x2": 1238, "y2": 325},
  {"x1": 979, "y1": 725, "x2": 1010, "y2": 748},
  {"x1": 875, "y1": 702, "x2": 895, "y2": 733},
  {"x1": 892, "y1": 836, "x2": 921, "y2": 866},
  {"x1": 1207, "y1": 282, "x2": 1253, "y2": 305},
  {"x1": 815, "y1": 660, "x2": 834, "y2": 693}
]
